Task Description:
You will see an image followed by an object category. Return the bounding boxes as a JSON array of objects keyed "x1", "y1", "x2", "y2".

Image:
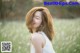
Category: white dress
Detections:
[{"x1": 30, "y1": 31, "x2": 56, "y2": 53}]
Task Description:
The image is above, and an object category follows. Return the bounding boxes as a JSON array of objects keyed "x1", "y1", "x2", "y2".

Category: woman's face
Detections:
[{"x1": 32, "y1": 11, "x2": 42, "y2": 29}]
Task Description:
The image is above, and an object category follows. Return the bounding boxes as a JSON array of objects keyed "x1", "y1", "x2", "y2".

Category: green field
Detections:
[{"x1": 0, "y1": 18, "x2": 80, "y2": 53}]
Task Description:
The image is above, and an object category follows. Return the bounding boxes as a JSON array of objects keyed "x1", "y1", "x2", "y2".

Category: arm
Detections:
[{"x1": 31, "y1": 33, "x2": 43, "y2": 53}]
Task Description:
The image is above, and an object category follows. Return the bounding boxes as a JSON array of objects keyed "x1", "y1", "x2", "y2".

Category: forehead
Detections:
[{"x1": 34, "y1": 11, "x2": 42, "y2": 17}]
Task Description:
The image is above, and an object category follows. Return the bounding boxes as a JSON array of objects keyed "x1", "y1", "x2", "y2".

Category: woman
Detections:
[{"x1": 26, "y1": 7, "x2": 55, "y2": 53}]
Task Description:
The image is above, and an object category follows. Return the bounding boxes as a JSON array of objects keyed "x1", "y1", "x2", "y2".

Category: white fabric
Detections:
[{"x1": 30, "y1": 31, "x2": 56, "y2": 53}]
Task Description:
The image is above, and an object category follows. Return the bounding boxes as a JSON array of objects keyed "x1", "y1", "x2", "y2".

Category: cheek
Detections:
[
  {"x1": 36, "y1": 20, "x2": 42, "y2": 26},
  {"x1": 38, "y1": 20, "x2": 42, "y2": 24}
]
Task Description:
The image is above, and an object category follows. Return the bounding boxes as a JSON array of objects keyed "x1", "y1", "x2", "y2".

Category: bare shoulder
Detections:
[
  {"x1": 30, "y1": 32, "x2": 46, "y2": 48},
  {"x1": 30, "y1": 33, "x2": 43, "y2": 47},
  {"x1": 31, "y1": 33, "x2": 42, "y2": 41}
]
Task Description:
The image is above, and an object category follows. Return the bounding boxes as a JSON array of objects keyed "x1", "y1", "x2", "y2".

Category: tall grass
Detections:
[{"x1": 0, "y1": 18, "x2": 80, "y2": 53}]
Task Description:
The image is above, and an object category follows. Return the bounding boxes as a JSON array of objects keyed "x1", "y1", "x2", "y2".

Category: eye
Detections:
[{"x1": 35, "y1": 16, "x2": 40, "y2": 19}]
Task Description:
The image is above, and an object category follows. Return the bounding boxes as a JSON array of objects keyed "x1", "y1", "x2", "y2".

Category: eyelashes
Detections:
[{"x1": 33, "y1": 16, "x2": 41, "y2": 20}]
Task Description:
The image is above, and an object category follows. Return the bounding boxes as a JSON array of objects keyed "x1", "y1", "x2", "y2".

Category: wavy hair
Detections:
[{"x1": 26, "y1": 7, "x2": 54, "y2": 41}]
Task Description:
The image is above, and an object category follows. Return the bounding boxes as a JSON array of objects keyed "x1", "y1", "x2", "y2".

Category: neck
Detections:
[{"x1": 32, "y1": 28, "x2": 36, "y2": 33}]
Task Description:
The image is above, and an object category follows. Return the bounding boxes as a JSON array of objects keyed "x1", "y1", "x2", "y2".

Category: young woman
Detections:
[{"x1": 26, "y1": 7, "x2": 55, "y2": 53}]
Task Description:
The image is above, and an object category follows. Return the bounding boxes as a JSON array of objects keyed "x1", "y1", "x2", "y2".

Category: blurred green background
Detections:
[{"x1": 0, "y1": 0, "x2": 80, "y2": 53}]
